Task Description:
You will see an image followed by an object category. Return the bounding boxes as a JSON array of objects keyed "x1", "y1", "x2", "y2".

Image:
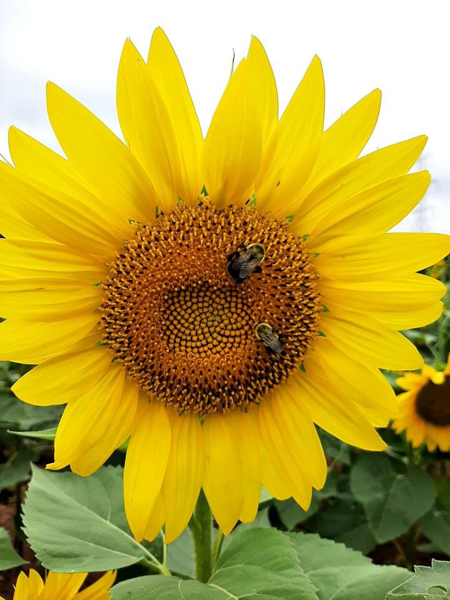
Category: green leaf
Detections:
[
  {"x1": 0, "y1": 448, "x2": 38, "y2": 488},
  {"x1": 287, "y1": 532, "x2": 411, "y2": 600},
  {"x1": 115, "y1": 528, "x2": 319, "y2": 599},
  {"x1": 8, "y1": 428, "x2": 57, "y2": 441},
  {"x1": 435, "y1": 479, "x2": 450, "y2": 510},
  {"x1": 168, "y1": 510, "x2": 272, "y2": 580},
  {"x1": 168, "y1": 528, "x2": 195, "y2": 579},
  {"x1": 222, "y1": 508, "x2": 271, "y2": 550},
  {"x1": 276, "y1": 496, "x2": 320, "y2": 529},
  {"x1": 276, "y1": 472, "x2": 338, "y2": 530},
  {"x1": 420, "y1": 509, "x2": 450, "y2": 556},
  {"x1": 315, "y1": 498, "x2": 377, "y2": 554},
  {"x1": 438, "y1": 312, "x2": 450, "y2": 361},
  {"x1": 386, "y1": 559, "x2": 450, "y2": 598},
  {"x1": 350, "y1": 454, "x2": 435, "y2": 543},
  {"x1": 0, "y1": 526, "x2": 27, "y2": 570},
  {"x1": 23, "y1": 465, "x2": 156, "y2": 571},
  {"x1": 112, "y1": 576, "x2": 224, "y2": 599},
  {"x1": 318, "y1": 429, "x2": 351, "y2": 465},
  {"x1": 0, "y1": 394, "x2": 62, "y2": 431},
  {"x1": 211, "y1": 528, "x2": 318, "y2": 598},
  {"x1": 259, "y1": 486, "x2": 273, "y2": 507}
]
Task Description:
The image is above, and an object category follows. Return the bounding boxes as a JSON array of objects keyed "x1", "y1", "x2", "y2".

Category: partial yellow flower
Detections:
[
  {"x1": 393, "y1": 355, "x2": 450, "y2": 451},
  {"x1": 1, "y1": 569, "x2": 115, "y2": 600},
  {"x1": 1, "y1": 28, "x2": 449, "y2": 543}
]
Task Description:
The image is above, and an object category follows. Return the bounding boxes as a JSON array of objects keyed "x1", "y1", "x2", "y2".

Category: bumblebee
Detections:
[
  {"x1": 228, "y1": 243, "x2": 265, "y2": 282},
  {"x1": 255, "y1": 322, "x2": 283, "y2": 355}
]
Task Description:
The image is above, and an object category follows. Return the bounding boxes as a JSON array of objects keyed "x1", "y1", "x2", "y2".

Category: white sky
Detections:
[{"x1": 0, "y1": 0, "x2": 448, "y2": 233}]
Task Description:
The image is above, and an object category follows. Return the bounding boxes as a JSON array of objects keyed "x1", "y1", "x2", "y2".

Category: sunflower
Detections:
[
  {"x1": 0, "y1": 570, "x2": 115, "y2": 600},
  {"x1": 393, "y1": 355, "x2": 450, "y2": 451},
  {"x1": 0, "y1": 28, "x2": 448, "y2": 544}
]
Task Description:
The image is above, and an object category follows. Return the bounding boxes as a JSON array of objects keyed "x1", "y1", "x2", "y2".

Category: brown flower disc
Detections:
[{"x1": 100, "y1": 199, "x2": 322, "y2": 414}]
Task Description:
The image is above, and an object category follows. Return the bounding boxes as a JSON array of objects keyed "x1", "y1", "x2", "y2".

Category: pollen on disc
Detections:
[{"x1": 100, "y1": 199, "x2": 322, "y2": 414}]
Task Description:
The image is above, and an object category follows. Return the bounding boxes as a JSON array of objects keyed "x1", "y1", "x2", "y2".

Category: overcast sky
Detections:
[{"x1": 0, "y1": 0, "x2": 448, "y2": 233}]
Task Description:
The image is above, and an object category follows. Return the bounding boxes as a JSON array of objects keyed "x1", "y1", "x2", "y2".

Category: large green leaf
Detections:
[
  {"x1": 318, "y1": 429, "x2": 351, "y2": 465},
  {"x1": 420, "y1": 509, "x2": 450, "y2": 556},
  {"x1": 314, "y1": 498, "x2": 377, "y2": 554},
  {"x1": 23, "y1": 465, "x2": 158, "y2": 571},
  {"x1": 0, "y1": 448, "x2": 38, "y2": 488},
  {"x1": 167, "y1": 528, "x2": 195, "y2": 578},
  {"x1": 0, "y1": 393, "x2": 62, "y2": 431},
  {"x1": 350, "y1": 454, "x2": 435, "y2": 543},
  {"x1": 287, "y1": 532, "x2": 411, "y2": 600},
  {"x1": 168, "y1": 509, "x2": 271, "y2": 579},
  {"x1": 112, "y1": 576, "x2": 224, "y2": 599},
  {"x1": 0, "y1": 527, "x2": 27, "y2": 570},
  {"x1": 386, "y1": 559, "x2": 450, "y2": 598},
  {"x1": 113, "y1": 528, "x2": 319, "y2": 600},
  {"x1": 276, "y1": 472, "x2": 337, "y2": 530}
]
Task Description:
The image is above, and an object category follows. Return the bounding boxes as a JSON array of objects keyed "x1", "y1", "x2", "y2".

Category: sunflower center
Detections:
[
  {"x1": 415, "y1": 377, "x2": 450, "y2": 427},
  {"x1": 100, "y1": 199, "x2": 321, "y2": 414}
]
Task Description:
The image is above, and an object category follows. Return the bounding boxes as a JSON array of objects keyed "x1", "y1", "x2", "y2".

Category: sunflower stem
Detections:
[{"x1": 189, "y1": 490, "x2": 213, "y2": 582}]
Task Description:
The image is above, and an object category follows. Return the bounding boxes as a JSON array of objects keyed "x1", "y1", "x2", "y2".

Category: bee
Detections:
[
  {"x1": 255, "y1": 322, "x2": 283, "y2": 355},
  {"x1": 228, "y1": 243, "x2": 265, "y2": 282}
]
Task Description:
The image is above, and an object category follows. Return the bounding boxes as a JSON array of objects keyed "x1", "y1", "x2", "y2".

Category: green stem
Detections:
[
  {"x1": 212, "y1": 529, "x2": 224, "y2": 568},
  {"x1": 189, "y1": 490, "x2": 213, "y2": 582}
]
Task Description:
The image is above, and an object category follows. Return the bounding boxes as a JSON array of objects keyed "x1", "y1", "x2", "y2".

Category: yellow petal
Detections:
[
  {"x1": 0, "y1": 313, "x2": 99, "y2": 364},
  {"x1": 0, "y1": 239, "x2": 105, "y2": 282},
  {"x1": 0, "y1": 312, "x2": 100, "y2": 365},
  {"x1": 147, "y1": 28, "x2": 203, "y2": 204},
  {"x1": 307, "y1": 338, "x2": 398, "y2": 427},
  {"x1": 300, "y1": 88, "x2": 381, "y2": 197},
  {"x1": 306, "y1": 341, "x2": 397, "y2": 426},
  {"x1": 117, "y1": 39, "x2": 182, "y2": 210},
  {"x1": 259, "y1": 387, "x2": 327, "y2": 508},
  {"x1": 320, "y1": 274, "x2": 446, "y2": 313},
  {"x1": 144, "y1": 493, "x2": 165, "y2": 542},
  {"x1": 246, "y1": 36, "x2": 278, "y2": 146},
  {"x1": 71, "y1": 377, "x2": 138, "y2": 476},
  {"x1": 47, "y1": 82, "x2": 156, "y2": 223},
  {"x1": 366, "y1": 303, "x2": 443, "y2": 330},
  {"x1": 202, "y1": 60, "x2": 263, "y2": 207},
  {"x1": 255, "y1": 55, "x2": 324, "y2": 212},
  {"x1": 202, "y1": 413, "x2": 243, "y2": 535},
  {"x1": 308, "y1": 171, "x2": 431, "y2": 247},
  {"x1": 75, "y1": 571, "x2": 117, "y2": 600},
  {"x1": 290, "y1": 135, "x2": 427, "y2": 233},
  {"x1": 0, "y1": 199, "x2": 52, "y2": 243},
  {"x1": 50, "y1": 366, "x2": 130, "y2": 473},
  {"x1": 124, "y1": 399, "x2": 171, "y2": 542},
  {"x1": 39, "y1": 573, "x2": 86, "y2": 600},
  {"x1": 396, "y1": 374, "x2": 425, "y2": 391},
  {"x1": 292, "y1": 367, "x2": 387, "y2": 450},
  {"x1": 13, "y1": 346, "x2": 112, "y2": 406},
  {"x1": 313, "y1": 232, "x2": 450, "y2": 281},
  {"x1": 0, "y1": 278, "x2": 102, "y2": 321},
  {"x1": 233, "y1": 408, "x2": 261, "y2": 523},
  {"x1": 321, "y1": 303, "x2": 423, "y2": 370},
  {"x1": 27, "y1": 570, "x2": 44, "y2": 600},
  {"x1": 13, "y1": 572, "x2": 31, "y2": 600},
  {"x1": 259, "y1": 438, "x2": 291, "y2": 501},
  {"x1": 163, "y1": 412, "x2": 204, "y2": 544},
  {"x1": 0, "y1": 161, "x2": 125, "y2": 258},
  {"x1": 8, "y1": 127, "x2": 132, "y2": 235}
]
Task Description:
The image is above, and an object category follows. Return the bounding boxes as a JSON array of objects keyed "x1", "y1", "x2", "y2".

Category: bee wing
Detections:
[
  {"x1": 270, "y1": 338, "x2": 284, "y2": 354},
  {"x1": 239, "y1": 257, "x2": 260, "y2": 278},
  {"x1": 230, "y1": 251, "x2": 248, "y2": 272}
]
